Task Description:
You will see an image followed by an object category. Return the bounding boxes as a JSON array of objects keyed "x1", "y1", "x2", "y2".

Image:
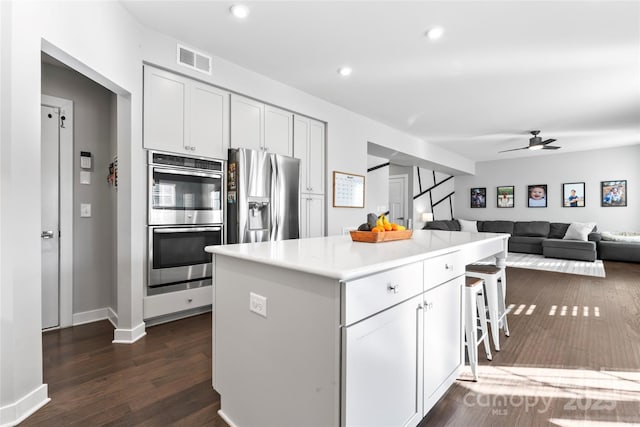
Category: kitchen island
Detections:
[{"x1": 206, "y1": 230, "x2": 508, "y2": 427}]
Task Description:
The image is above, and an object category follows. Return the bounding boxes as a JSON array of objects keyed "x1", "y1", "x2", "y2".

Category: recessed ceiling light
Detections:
[
  {"x1": 230, "y1": 4, "x2": 250, "y2": 19},
  {"x1": 337, "y1": 67, "x2": 352, "y2": 77},
  {"x1": 425, "y1": 27, "x2": 444, "y2": 40}
]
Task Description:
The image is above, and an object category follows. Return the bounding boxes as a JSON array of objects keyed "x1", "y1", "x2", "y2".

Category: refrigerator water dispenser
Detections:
[{"x1": 248, "y1": 198, "x2": 270, "y2": 231}]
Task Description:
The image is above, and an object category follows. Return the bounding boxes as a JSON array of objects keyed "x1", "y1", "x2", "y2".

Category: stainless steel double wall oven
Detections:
[{"x1": 148, "y1": 151, "x2": 223, "y2": 295}]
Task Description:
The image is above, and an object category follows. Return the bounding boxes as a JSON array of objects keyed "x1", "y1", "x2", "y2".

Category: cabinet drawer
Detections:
[
  {"x1": 423, "y1": 251, "x2": 463, "y2": 291},
  {"x1": 342, "y1": 263, "x2": 423, "y2": 326}
]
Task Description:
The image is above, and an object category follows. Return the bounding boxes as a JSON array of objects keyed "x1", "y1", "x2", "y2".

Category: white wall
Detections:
[
  {"x1": 365, "y1": 155, "x2": 389, "y2": 217},
  {"x1": 41, "y1": 62, "x2": 116, "y2": 316},
  {"x1": 454, "y1": 145, "x2": 640, "y2": 231},
  {"x1": 414, "y1": 167, "x2": 456, "y2": 228},
  {"x1": 1, "y1": 1, "x2": 144, "y2": 423}
]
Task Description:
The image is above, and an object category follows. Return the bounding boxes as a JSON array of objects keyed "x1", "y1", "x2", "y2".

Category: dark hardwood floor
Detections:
[{"x1": 24, "y1": 261, "x2": 640, "y2": 426}]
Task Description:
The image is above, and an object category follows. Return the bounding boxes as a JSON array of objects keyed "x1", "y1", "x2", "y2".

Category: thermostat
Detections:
[{"x1": 80, "y1": 151, "x2": 92, "y2": 169}]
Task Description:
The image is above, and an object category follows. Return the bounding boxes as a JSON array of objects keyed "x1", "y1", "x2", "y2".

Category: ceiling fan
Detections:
[{"x1": 498, "y1": 130, "x2": 561, "y2": 153}]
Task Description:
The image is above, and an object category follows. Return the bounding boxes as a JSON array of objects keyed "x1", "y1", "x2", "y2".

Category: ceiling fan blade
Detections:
[
  {"x1": 498, "y1": 147, "x2": 528, "y2": 153},
  {"x1": 542, "y1": 146, "x2": 561, "y2": 150},
  {"x1": 541, "y1": 138, "x2": 556, "y2": 145}
]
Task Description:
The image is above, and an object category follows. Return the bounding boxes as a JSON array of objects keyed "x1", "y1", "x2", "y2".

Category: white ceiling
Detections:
[{"x1": 122, "y1": 1, "x2": 640, "y2": 163}]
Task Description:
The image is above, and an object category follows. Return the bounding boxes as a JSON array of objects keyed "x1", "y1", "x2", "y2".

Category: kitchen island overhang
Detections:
[{"x1": 206, "y1": 230, "x2": 509, "y2": 427}]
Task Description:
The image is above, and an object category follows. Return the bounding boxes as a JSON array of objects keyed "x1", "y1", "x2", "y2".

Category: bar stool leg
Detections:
[
  {"x1": 476, "y1": 293, "x2": 492, "y2": 361},
  {"x1": 483, "y1": 277, "x2": 501, "y2": 352},
  {"x1": 465, "y1": 287, "x2": 479, "y2": 381},
  {"x1": 498, "y1": 274, "x2": 510, "y2": 337}
]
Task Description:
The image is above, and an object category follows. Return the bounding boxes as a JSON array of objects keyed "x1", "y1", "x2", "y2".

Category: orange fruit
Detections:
[
  {"x1": 372, "y1": 226, "x2": 384, "y2": 232},
  {"x1": 391, "y1": 223, "x2": 399, "y2": 231},
  {"x1": 383, "y1": 223, "x2": 392, "y2": 231}
]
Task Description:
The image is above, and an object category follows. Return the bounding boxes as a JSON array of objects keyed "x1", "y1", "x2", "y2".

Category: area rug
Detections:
[{"x1": 479, "y1": 252, "x2": 606, "y2": 278}]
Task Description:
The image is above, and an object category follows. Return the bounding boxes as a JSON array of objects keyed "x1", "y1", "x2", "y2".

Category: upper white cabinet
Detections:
[
  {"x1": 230, "y1": 94, "x2": 293, "y2": 157},
  {"x1": 143, "y1": 66, "x2": 229, "y2": 159},
  {"x1": 230, "y1": 94, "x2": 264, "y2": 152},
  {"x1": 264, "y1": 105, "x2": 293, "y2": 156},
  {"x1": 294, "y1": 115, "x2": 325, "y2": 195}
]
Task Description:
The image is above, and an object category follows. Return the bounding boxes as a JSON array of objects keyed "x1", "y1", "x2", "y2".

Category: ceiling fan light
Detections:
[{"x1": 529, "y1": 145, "x2": 544, "y2": 150}]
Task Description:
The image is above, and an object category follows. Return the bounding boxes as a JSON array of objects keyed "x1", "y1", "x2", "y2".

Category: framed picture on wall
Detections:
[
  {"x1": 601, "y1": 180, "x2": 627, "y2": 207},
  {"x1": 562, "y1": 182, "x2": 585, "y2": 207},
  {"x1": 497, "y1": 186, "x2": 514, "y2": 208},
  {"x1": 527, "y1": 184, "x2": 547, "y2": 208},
  {"x1": 470, "y1": 187, "x2": 486, "y2": 208}
]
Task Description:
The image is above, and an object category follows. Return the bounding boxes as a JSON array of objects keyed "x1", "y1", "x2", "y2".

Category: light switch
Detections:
[
  {"x1": 80, "y1": 203, "x2": 92, "y2": 218},
  {"x1": 80, "y1": 171, "x2": 91, "y2": 185}
]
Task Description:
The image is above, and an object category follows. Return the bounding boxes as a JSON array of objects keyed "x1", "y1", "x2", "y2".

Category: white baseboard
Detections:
[
  {"x1": 218, "y1": 410, "x2": 238, "y2": 427},
  {"x1": 107, "y1": 307, "x2": 118, "y2": 328},
  {"x1": 112, "y1": 322, "x2": 146, "y2": 344},
  {"x1": 72, "y1": 308, "x2": 106, "y2": 326},
  {"x1": 0, "y1": 384, "x2": 49, "y2": 427},
  {"x1": 72, "y1": 307, "x2": 118, "y2": 327}
]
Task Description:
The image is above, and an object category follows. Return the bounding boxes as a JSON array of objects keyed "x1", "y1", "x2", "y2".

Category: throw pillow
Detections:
[
  {"x1": 458, "y1": 219, "x2": 478, "y2": 232},
  {"x1": 563, "y1": 222, "x2": 596, "y2": 241}
]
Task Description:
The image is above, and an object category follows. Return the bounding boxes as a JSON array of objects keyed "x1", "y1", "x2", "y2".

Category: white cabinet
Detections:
[
  {"x1": 295, "y1": 115, "x2": 325, "y2": 238},
  {"x1": 422, "y1": 277, "x2": 463, "y2": 412},
  {"x1": 230, "y1": 94, "x2": 293, "y2": 156},
  {"x1": 143, "y1": 66, "x2": 229, "y2": 159},
  {"x1": 342, "y1": 294, "x2": 423, "y2": 427},
  {"x1": 264, "y1": 105, "x2": 293, "y2": 156},
  {"x1": 230, "y1": 94, "x2": 264, "y2": 152},
  {"x1": 300, "y1": 193, "x2": 325, "y2": 238},
  {"x1": 294, "y1": 115, "x2": 325, "y2": 194}
]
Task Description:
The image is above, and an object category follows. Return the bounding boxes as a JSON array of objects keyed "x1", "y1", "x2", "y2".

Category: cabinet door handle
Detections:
[
  {"x1": 423, "y1": 301, "x2": 434, "y2": 311},
  {"x1": 445, "y1": 263, "x2": 453, "y2": 270},
  {"x1": 387, "y1": 284, "x2": 399, "y2": 294}
]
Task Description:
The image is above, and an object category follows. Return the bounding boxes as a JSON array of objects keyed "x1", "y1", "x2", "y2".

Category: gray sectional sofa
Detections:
[{"x1": 423, "y1": 219, "x2": 600, "y2": 262}]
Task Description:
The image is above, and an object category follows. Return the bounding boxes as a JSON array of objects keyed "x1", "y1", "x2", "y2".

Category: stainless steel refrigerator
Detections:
[{"x1": 227, "y1": 148, "x2": 300, "y2": 244}]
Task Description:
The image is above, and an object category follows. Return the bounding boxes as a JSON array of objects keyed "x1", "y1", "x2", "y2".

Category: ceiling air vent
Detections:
[{"x1": 177, "y1": 44, "x2": 212, "y2": 75}]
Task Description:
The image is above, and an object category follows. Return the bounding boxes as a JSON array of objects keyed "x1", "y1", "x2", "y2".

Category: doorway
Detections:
[
  {"x1": 389, "y1": 174, "x2": 408, "y2": 228},
  {"x1": 41, "y1": 95, "x2": 73, "y2": 329}
]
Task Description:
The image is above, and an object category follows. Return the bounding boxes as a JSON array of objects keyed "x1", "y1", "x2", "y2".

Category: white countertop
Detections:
[{"x1": 206, "y1": 230, "x2": 507, "y2": 281}]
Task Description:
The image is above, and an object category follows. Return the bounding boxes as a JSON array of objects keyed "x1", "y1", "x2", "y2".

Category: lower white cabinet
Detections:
[
  {"x1": 300, "y1": 193, "x2": 325, "y2": 238},
  {"x1": 342, "y1": 294, "x2": 423, "y2": 427},
  {"x1": 423, "y1": 277, "x2": 463, "y2": 411},
  {"x1": 341, "y1": 256, "x2": 464, "y2": 425}
]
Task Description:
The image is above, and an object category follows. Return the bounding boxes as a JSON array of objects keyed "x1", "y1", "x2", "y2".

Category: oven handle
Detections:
[
  {"x1": 154, "y1": 227, "x2": 222, "y2": 234},
  {"x1": 153, "y1": 167, "x2": 223, "y2": 180}
]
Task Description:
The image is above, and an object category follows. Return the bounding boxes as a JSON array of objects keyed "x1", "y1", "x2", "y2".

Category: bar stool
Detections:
[
  {"x1": 464, "y1": 276, "x2": 492, "y2": 381},
  {"x1": 466, "y1": 264, "x2": 510, "y2": 352}
]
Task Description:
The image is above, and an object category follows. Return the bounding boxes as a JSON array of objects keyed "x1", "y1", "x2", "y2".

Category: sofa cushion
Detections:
[
  {"x1": 543, "y1": 238, "x2": 596, "y2": 251},
  {"x1": 509, "y1": 236, "x2": 546, "y2": 255},
  {"x1": 563, "y1": 222, "x2": 596, "y2": 241},
  {"x1": 514, "y1": 221, "x2": 550, "y2": 237},
  {"x1": 478, "y1": 220, "x2": 514, "y2": 234},
  {"x1": 549, "y1": 223, "x2": 570, "y2": 239},
  {"x1": 543, "y1": 239, "x2": 597, "y2": 262},
  {"x1": 598, "y1": 241, "x2": 640, "y2": 263}
]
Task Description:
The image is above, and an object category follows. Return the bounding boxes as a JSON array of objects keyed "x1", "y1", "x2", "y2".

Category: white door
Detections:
[
  {"x1": 230, "y1": 94, "x2": 264, "y2": 152},
  {"x1": 343, "y1": 294, "x2": 423, "y2": 427},
  {"x1": 264, "y1": 105, "x2": 293, "y2": 156},
  {"x1": 423, "y1": 278, "x2": 462, "y2": 407},
  {"x1": 41, "y1": 105, "x2": 60, "y2": 329},
  {"x1": 189, "y1": 82, "x2": 229, "y2": 159},
  {"x1": 389, "y1": 175, "x2": 408, "y2": 227},
  {"x1": 143, "y1": 66, "x2": 187, "y2": 153},
  {"x1": 307, "y1": 119, "x2": 325, "y2": 194}
]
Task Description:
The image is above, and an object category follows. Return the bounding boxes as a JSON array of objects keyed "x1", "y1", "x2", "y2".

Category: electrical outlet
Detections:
[{"x1": 249, "y1": 292, "x2": 267, "y2": 318}]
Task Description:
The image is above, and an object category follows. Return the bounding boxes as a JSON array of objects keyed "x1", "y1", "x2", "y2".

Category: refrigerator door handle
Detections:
[{"x1": 270, "y1": 154, "x2": 279, "y2": 241}]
